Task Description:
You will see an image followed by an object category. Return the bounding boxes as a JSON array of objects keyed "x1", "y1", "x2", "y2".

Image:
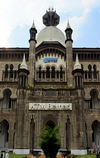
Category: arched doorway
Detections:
[
  {"x1": 43, "y1": 114, "x2": 57, "y2": 129},
  {"x1": 0, "y1": 120, "x2": 9, "y2": 148},
  {"x1": 92, "y1": 120, "x2": 100, "y2": 151},
  {"x1": 46, "y1": 120, "x2": 55, "y2": 129}
]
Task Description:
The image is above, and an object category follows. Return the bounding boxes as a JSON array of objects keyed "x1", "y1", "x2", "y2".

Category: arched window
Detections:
[
  {"x1": 90, "y1": 90, "x2": 99, "y2": 109},
  {"x1": 43, "y1": 70, "x2": 45, "y2": 79},
  {"x1": 88, "y1": 64, "x2": 92, "y2": 79},
  {"x1": 93, "y1": 64, "x2": 97, "y2": 79},
  {"x1": 51, "y1": 66, "x2": 55, "y2": 78},
  {"x1": 46, "y1": 66, "x2": 50, "y2": 78},
  {"x1": 10, "y1": 64, "x2": 14, "y2": 78},
  {"x1": 60, "y1": 66, "x2": 63, "y2": 78},
  {"x1": 2, "y1": 89, "x2": 11, "y2": 109},
  {"x1": 57, "y1": 71, "x2": 59, "y2": 78},
  {"x1": 5, "y1": 64, "x2": 8, "y2": 78},
  {"x1": 39, "y1": 66, "x2": 41, "y2": 78}
]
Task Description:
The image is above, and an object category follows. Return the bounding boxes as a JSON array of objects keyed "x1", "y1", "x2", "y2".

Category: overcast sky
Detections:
[{"x1": 0, "y1": 0, "x2": 100, "y2": 48}]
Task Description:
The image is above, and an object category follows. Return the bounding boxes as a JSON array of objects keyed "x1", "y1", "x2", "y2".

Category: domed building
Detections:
[{"x1": 0, "y1": 8, "x2": 100, "y2": 155}]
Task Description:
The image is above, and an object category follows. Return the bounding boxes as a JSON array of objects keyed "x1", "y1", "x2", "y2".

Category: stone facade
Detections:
[{"x1": 0, "y1": 8, "x2": 100, "y2": 155}]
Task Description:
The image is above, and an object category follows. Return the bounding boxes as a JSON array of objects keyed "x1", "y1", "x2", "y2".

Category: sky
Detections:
[{"x1": 0, "y1": 0, "x2": 100, "y2": 48}]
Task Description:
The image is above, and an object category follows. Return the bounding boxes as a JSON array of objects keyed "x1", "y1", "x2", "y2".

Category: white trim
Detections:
[
  {"x1": 13, "y1": 149, "x2": 30, "y2": 154},
  {"x1": 71, "y1": 150, "x2": 87, "y2": 155}
]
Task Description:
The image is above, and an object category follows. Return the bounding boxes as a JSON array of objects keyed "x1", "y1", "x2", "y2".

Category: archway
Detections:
[
  {"x1": 43, "y1": 114, "x2": 57, "y2": 129},
  {"x1": 0, "y1": 120, "x2": 9, "y2": 148},
  {"x1": 46, "y1": 120, "x2": 55, "y2": 129},
  {"x1": 92, "y1": 120, "x2": 100, "y2": 151}
]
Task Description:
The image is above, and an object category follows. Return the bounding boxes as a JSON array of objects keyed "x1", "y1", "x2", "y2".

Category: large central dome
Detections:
[
  {"x1": 36, "y1": 8, "x2": 65, "y2": 47},
  {"x1": 36, "y1": 26, "x2": 65, "y2": 47}
]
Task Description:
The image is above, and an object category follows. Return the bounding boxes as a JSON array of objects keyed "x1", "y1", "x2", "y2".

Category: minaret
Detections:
[
  {"x1": 72, "y1": 54, "x2": 86, "y2": 151},
  {"x1": 28, "y1": 21, "x2": 37, "y2": 86},
  {"x1": 65, "y1": 21, "x2": 73, "y2": 86},
  {"x1": 16, "y1": 55, "x2": 30, "y2": 149},
  {"x1": 72, "y1": 54, "x2": 84, "y2": 89},
  {"x1": 18, "y1": 54, "x2": 29, "y2": 89}
]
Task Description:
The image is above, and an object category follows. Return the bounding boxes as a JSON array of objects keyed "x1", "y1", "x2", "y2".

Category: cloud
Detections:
[
  {"x1": 58, "y1": 5, "x2": 90, "y2": 42},
  {"x1": 82, "y1": 0, "x2": 100, "y2": 7},
  {"x1": 0, "y1": 0, "x2": 100, "y2": 47}
]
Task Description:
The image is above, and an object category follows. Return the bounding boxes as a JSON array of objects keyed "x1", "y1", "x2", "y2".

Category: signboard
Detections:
[
  {"x1": 43, "y1": 57, "x2": 58, "y2": 63},
  {"x1": 29, "y1": 103, "x2": 72, "y2": 110}
]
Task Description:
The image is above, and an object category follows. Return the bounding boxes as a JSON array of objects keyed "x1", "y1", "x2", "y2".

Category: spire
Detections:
[
  {"x1": 65, "y1": 21, "x2": 73, "y2": 42},
  {"x1": 31, "y1": 20, "x2": 36, "y2": 29},
  {"x1": 20, "y1": 54, "x2": 27, "y2": 70},
  {"x1": 72, "y1": 54, "x2": 84, "y2": 89},
  {"x1": 67, "y1": 20, "x2": 71, "y2": 29},
  {"x1": 74, "y1": 54, "x2": 81, "y2": 70},
  {"x1": 29, "y1": 21, "x2": 37, "y2": 42}
]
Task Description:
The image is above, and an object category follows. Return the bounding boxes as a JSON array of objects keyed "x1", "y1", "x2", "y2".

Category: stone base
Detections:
[
  {"x1": 8, "y1": 148, "x2": 87, "y2": 155},
  {"x1": 13, "y1": 149, "x2": 30, "y2": 154},
  {"x1": 71, "y1": 149, "x2": 87, "y2": 155}
]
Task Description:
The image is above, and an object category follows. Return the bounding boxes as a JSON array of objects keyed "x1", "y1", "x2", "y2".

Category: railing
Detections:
[
  {"x1": 2, "y1": 70, "x2": 18, "y2": 81},
  {"x1": 83, "y1": 71, "x2": 99, "y2": 82},
  {"x1": 36, "y1": 71, "x2": 65, "y2": 82},
  {"x1": 1, "y1": 108, "x2": 12, "y2": 112},
  {"x1": 84, "y1": 108, "x2": 100, "y2": 114}
]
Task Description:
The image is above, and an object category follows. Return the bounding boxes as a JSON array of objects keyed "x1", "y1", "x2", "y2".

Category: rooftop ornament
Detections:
[{"x1": 43, "y1": 7, "x2": 60, "y2": 26}]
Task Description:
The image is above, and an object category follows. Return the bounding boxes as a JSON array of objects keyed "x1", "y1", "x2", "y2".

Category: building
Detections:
[{"x1": 0, "y1": 8, "x2": 100, "y2": 155}]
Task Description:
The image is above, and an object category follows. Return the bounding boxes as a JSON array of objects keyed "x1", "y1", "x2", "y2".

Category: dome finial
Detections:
[
  {"x1": 74, "y1": 54, "x2": 81, "y2": 70},
  {"x1": 67, "y1": 20, "x2": 71, "y2": 29},
  {"x1": 43, "y1": 8, "x2": 59, "y2": 26},
  {"x1": 31, "y1": 20, "x2": 36, "y2": 29},
  {"x1": 20, "y1": 54, "x2": 27, "y2": 70}
]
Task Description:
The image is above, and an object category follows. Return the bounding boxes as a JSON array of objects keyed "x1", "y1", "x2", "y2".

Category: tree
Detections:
[{"x1": 39, "y1": 125, "x2": 61, "y2": 158}]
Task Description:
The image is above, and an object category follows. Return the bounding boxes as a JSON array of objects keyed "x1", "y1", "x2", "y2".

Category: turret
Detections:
[
  {"x1": 72, "y1": 54, "x2": 84, "y2": 89},
  {"x1": 18, "y1": 54, "x2": 29, "y2": 89},
  {"x1": 65, "y1": 21, "x2": 73, "y2": 42},
  {"x1": 29, "y1": 21, "x2": 37, "y2": 42},
  {"x1": 65, "y1": 21, "x2": 73, "y2": 86},
  {"x1": 28, "y1": 21, "x2": 37, "y2": 86}
]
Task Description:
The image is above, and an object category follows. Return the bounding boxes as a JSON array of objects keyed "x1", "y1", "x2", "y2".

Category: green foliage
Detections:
[
  {"x1": 64, "y1": 85, "x2": 73, "y2": 89},
  {"x1": 6, "y1": 153, "x2": 97, "y2": 158},
  {"x1": 39, "y1": 125, "x2": 61, "y2": 158},
  {"x1": 27, "y1": 83, "x2": 34, "y2": 90},
  {"x1": 76, "y1": 154, "x2": 96, "y2": 158},
  {"x1": 9, "y1": 153, "x2": 26, "y2": 158}
]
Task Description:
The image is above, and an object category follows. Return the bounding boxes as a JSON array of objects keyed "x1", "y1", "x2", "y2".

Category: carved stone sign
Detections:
[{"x1": 29, "y1": 103, "x2": 72, "y2": 110}]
